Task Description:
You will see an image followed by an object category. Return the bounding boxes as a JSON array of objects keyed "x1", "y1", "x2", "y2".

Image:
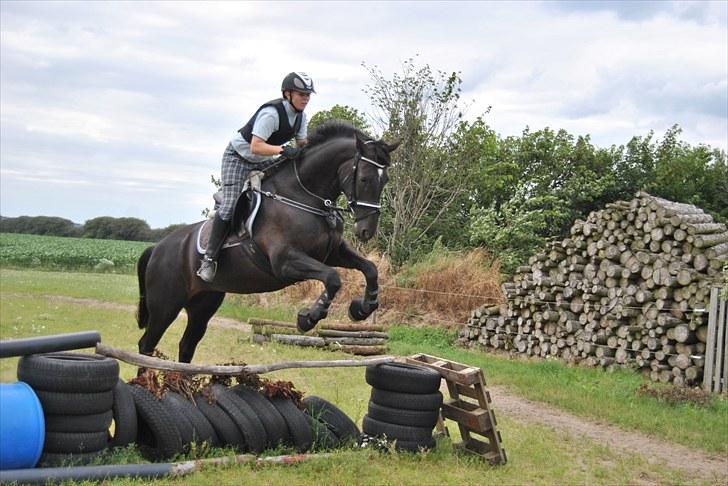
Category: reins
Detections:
[{"x1": 255, "y1": 141, "x2": 386, "y2": 224}]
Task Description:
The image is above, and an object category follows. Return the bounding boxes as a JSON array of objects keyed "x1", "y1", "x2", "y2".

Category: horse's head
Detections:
[{"x1": 342, "y1": 136, "x2": 400, "y2": 242}]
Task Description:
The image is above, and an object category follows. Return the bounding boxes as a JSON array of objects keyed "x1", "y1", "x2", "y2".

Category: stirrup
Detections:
[{"x1": 196, "y1": 257, "x2": 218, "y2": 283}]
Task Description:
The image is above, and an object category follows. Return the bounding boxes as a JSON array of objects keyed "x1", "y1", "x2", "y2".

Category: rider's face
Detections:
[{"x1": 288, "y1": 90, "x2": 311, "y2": 111}]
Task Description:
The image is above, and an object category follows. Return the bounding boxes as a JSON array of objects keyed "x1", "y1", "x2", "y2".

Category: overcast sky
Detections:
[{"x1": 1, "y1": 1, "x2": 726, "y2": 228}]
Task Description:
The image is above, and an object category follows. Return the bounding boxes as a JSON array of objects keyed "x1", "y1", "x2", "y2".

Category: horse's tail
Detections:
[{"x1": 136, "y1": 246, "x2": 154, "y2": 329}]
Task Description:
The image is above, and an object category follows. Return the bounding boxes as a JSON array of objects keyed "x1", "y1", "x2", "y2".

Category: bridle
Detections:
[
  {"x1": 341, "y1": 141, "x2": 387, "y2": 222},
  {"x1": 257, "y1": 139, "x2": 387, "y2": 224}
]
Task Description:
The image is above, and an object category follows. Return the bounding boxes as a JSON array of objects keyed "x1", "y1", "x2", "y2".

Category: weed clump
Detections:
[{"x1": 637, "y1": 383, "x2": 713, "y2": 406}]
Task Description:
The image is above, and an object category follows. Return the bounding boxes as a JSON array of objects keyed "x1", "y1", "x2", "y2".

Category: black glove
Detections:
[{"x1": 279, "y1": 145, "x2": 301, "y2": 159}]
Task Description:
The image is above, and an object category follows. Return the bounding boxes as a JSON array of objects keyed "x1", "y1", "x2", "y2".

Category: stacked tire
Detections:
[
  {"x1": 17, "y1": 352, "x2": 137, "y2": 466},
  {"x1": 130, "y1": 383, "x2": 361, "y2": 460},
  {"x1": 363, "y1": 362, "x2": 443, "y2": 452}
]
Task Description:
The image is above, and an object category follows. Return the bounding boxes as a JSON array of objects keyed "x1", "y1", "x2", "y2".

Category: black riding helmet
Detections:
[{"x1": 281, "y1": 72, "x2": 316, "y2": 94}]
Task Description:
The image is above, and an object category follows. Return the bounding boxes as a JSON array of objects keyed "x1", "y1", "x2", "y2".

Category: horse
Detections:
[{"x1": 135, "y1": 121, "x2": 399, "y2": 363}]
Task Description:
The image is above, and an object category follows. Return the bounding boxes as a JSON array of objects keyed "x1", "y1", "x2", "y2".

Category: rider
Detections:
[{"x1": 197, "y1": 72, "x2": 315, "y2": 282}]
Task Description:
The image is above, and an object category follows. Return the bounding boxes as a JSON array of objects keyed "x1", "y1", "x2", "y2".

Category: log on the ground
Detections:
[
  {"x1": 323, "y1": 337, "x2": 387, "y2": 346},
  {"x1": 317, "y1": 329, "x2": 389, "y2": 339},
  {"x1": 331, "y1": 345, "x2": 387, "y2": 356},
  {"x1": 271, "y1": 334, "x2": 326, "y2": 347}
]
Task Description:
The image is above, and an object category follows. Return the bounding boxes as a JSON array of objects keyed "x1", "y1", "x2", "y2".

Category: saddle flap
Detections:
[{"x1": 197, "y1": 191, "x2": 261, "y2": 255}]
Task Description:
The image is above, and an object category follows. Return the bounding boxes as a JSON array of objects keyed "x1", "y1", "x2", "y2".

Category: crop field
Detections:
[{"x1": 0, "y1": 233, "x2": 151, "y2": 273}]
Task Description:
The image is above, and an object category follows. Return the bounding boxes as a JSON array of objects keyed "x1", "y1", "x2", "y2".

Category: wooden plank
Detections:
[
  {"x1": 703, "y1": 288, "x2": 720, "y2": 392},
  {"x1": 441, "y1": 399, "x2": 492, "y2": 432},
  {"x1": 406, "y1": 356, "x2": 481, "y2": 385},
  {"x1": 718, "y1": 298, "x2": 727, "y2": 393},
  {"x1": 454, "y1": 383, "x2": 481, "y2": 401}
]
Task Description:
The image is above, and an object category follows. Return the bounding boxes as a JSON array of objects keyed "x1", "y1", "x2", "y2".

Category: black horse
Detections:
[{"x1": 136, "y1": 122, "x2": 399, "y2": 362}]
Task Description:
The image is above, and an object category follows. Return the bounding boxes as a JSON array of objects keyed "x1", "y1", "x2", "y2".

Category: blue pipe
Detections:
[{"x1": 0, "y1": 462, "x2": 177, "y2": 484}]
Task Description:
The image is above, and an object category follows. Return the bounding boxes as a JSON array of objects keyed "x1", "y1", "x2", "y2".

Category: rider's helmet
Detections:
[{"x1": 281, "y1": 72, "x2": 316, "y2": 94}]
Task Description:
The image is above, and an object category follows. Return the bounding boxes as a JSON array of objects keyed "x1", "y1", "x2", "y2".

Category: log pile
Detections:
[
  {"x1": 462, "y1": 192, "x2": 727, "y2": 386},
  {"x1": 249, "y1": 318, "x2": 388, "y2": 356}
]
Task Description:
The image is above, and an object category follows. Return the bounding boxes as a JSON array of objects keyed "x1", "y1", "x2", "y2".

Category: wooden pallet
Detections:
[{"x1": 406, "y1": 353, "x2": 507, "y2": 465}]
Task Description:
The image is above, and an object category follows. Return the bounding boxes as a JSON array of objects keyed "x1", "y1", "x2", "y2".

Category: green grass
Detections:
[{"x1": 0, "y1": 269, "x2": 726, "y2": 484}]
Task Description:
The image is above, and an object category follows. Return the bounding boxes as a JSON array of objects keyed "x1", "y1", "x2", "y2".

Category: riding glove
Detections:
[{"x1": 279, "y1": 146, "x2": 301, "y2": 158}]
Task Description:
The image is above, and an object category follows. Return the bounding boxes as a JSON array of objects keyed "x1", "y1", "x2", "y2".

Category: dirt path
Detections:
[
  {"x1": 21, "y1": 295, "x2": 728, "y2": 481},
  {"x1": 486, "y1": 384, "x2": 727, "y2": 482}
]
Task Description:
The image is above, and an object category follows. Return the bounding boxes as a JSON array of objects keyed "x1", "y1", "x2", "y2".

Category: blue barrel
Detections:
[{"x1": 0, "y1": 382, "x2": 45, "y2": 470}]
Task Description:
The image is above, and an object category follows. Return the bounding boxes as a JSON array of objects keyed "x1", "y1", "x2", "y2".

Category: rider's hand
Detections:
[{"x1": 279, "y1": 145, "x2": 301, "y2": 158}]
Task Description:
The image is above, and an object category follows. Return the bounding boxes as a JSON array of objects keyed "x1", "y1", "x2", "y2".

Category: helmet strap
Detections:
[{"x1": 283, "y1": 91, "x2": 303, "y2": 113}]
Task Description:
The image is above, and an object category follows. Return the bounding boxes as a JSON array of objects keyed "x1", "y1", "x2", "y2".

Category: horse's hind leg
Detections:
[
  {"x1": 138, "y1": 296, "x2": 185, "y2": 357},
  {"x1": 179, "y1": 292, "x2": 225, "y2": 363}
]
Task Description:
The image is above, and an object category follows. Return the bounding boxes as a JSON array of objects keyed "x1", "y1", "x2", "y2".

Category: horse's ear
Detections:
[{"x1": 384, "y1": 139, "x2": 401, "y2": 152}]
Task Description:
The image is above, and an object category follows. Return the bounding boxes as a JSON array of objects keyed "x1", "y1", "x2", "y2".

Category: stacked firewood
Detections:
[
  {"x1": 462, "y1": 192, "x2": 727, "y2": 385},
  {"x1": 249, "y1": 318, "x2": 388, "y2": 356}
]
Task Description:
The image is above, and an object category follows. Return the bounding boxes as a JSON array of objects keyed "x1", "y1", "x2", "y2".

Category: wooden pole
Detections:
[{"x1": 95, "y1": 343, "x2": 396, "y2": 375}]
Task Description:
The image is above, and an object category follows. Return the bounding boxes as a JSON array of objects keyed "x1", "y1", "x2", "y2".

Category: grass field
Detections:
[{"x1": 1, "y1": 268, "x2": 726, "y2": 485}]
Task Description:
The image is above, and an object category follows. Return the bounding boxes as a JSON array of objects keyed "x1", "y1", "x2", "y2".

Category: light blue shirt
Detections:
[{"x1": 230, "y1": 99, "x2": 307, "y2": 163}]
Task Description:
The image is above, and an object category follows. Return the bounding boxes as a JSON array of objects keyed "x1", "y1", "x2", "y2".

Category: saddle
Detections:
[{"x1": 196, "y1": 190, "x2": 261, "y2": 255}]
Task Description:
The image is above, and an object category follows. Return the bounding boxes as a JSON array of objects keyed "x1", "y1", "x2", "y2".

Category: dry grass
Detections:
[{"x1": 274, "y1": 249, "x2": 504, "y2": 329}]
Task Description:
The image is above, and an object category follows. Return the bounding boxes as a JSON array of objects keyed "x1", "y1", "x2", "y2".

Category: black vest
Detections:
[{"x1": 238, "y1": 98, "x2": 302, "y2": 146}]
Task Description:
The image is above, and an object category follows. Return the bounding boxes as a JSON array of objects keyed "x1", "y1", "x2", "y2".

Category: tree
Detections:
[
  {"x1": 0, "y1": 216, "x2": 80, "y2": 236},
  {"x1": 309, "y1": 104, "x2": 371, "y2": 133},
  {"x1": 83, "y1": 216, "x2": 152, "y2": 241},
  {"x1": 363, "y1": 58, "x2": 479, "y2": 266}
]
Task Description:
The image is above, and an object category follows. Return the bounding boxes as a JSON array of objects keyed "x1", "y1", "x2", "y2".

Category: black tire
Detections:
[
  {"x1": 129, "y1": 385, "x2": 183, "y2": 460},
  {"x1": 44, "y1": 410, "x2": 113, "y2": 433},
  {"x1": 43, "y1": 431, "x2": 108, "y2": 454},
  {"x1": 159, "y1": 394, "x2": 195, "y2": 450},
  {"x1": 368, "y1": 401, "x2": 439, "y2": 428},
  {"x1": 34, "y1": 389, "x2": 114, "y2": 415},
  {"x1": 18, "y1": 352, "x2": 119, "y2": 393},
  {"x1": 109, "y1": 380, "x2": 137, "y2": 448},
  {"x1": 362, "y1": 415, "x2": 433, "y2": 442},
  {"x1": 393, "y1": 436, "x2": 436, "y2": 452},
  {"x1": 230, "y1": 385, "x2": 289, "y2": 449},
  {"x1": 369, "y1": 388, "x2": 443, "y2": 411},
  {"x1": 38, "y1": 450, "x2": 103, "y2": 467},
  {"x1": 193, "y1": 392, "x2": 245, "y2": 450},
  {"x1": 163, "y1": 391, "x2": 219, "y2": 447},
  {"x1": 302, "y1": 396, "x2": 360, "y2": 444},
  {"x1": 268, "y1": 397, "x2": 313, "y2": 452},
  {"x1": 365, "y1": 362, "x2": 441, "y2": 394},
  {"x1": 209, "y1": 384, "x2": 267, "y2": 453},
  {"x1": 304, "y1": 413, "x2": 338, "y2": 450}
]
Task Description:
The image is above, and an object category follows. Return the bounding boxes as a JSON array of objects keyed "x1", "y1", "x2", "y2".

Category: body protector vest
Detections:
[{"x1": 238, "y1": 98, "x2": 302, "y2": 146}]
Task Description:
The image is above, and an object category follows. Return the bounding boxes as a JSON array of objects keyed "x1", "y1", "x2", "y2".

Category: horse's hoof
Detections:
[
  {"x1": 348, "y1": 299, "x2": 369, "y2": 321},
  {"x1": 297, "y1": 310, "x2": 316, "y2": 333}
]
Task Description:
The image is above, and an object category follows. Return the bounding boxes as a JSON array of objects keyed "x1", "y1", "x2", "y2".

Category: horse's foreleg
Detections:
[
  {"x1": 273, "y1": 252, "x2": 341, "y2": 333},
  {"x1": 326, "y1": 241, "x2": 379, "y2": 321}
]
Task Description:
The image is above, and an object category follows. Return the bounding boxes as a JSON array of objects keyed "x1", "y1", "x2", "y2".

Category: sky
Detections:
[{"x1": 1, "y1": 1, "x2": 726, "y2": 229}]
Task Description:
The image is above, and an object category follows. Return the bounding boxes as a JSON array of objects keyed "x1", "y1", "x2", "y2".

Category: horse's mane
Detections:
[{"x1": 305, "y1": 120, "x2": 370, "y2": 150}]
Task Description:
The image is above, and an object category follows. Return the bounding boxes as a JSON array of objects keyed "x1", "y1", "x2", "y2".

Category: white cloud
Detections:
[{"x1": 1, "y1": 0, "x2": 726, "y2": 227}]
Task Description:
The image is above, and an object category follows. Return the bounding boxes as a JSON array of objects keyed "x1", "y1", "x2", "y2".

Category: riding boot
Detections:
[{"x1": 196, "y1": 214, "x2": 229, "y2": 282}]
